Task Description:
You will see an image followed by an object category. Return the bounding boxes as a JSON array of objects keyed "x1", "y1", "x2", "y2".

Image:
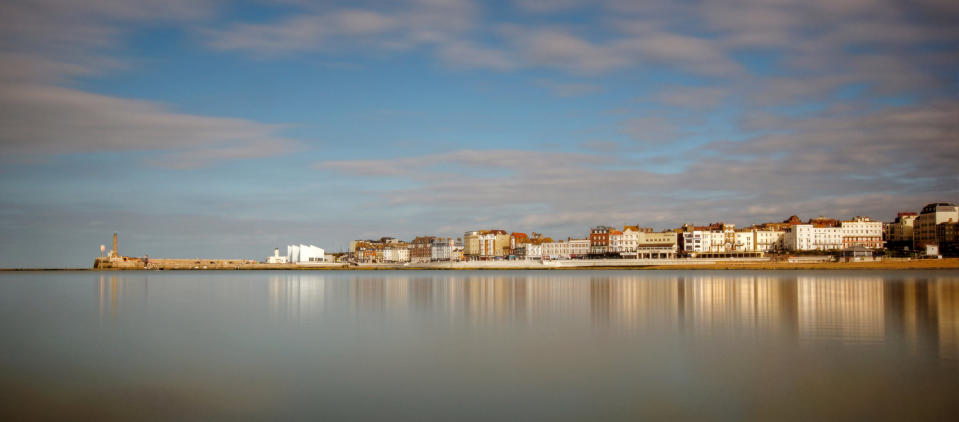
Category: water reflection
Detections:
[
  {"x1": 94, "y1": 271, "x2": 959, "y2": 361},
  {"x1": 96, "y1": 274, "x2": 149, "y2": 325}
]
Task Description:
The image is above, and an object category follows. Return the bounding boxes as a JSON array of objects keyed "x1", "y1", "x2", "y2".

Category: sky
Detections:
[{"x1": 0, "y1": 0, "x2": 957, "y2": 267}]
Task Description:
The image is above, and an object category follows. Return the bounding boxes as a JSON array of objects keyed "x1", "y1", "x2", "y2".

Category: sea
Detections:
[{"x1": 1, "y1": 270, "x2": 958, "y2": 420}]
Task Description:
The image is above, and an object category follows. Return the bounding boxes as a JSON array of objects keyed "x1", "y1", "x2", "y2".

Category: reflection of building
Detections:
[
  {"x1": 268, "y1": 275, "x2": 327, "y2": 320},
  {"x1": 248, "y1": 272, "x2": 959, "y2": 363},
  {"x1": 680, "y1": 275, "x2": 794, "y2": 333},
  {"x1": 797, "y1": 277, "x2": 885, "y2": 343},
  {"x1": 933, "y1": 280, "x2": 959, "y2": 360}
]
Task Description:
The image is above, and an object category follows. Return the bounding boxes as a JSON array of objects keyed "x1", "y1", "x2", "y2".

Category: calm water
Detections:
[{"x1": 2, "y1": 270, "x2": 958, "y2": 420}]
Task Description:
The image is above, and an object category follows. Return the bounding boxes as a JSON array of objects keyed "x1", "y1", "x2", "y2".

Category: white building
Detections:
[
  {"x1": 383, "y1": 245, "x2": 410, "y2": 263},
  {"x1": 840, "y1": 217, "x2": 883, "y2": 249},
  {"x1": 431, "y1": 238, "x2": 453, "y2": 261},
  {"x1": 609, "y1": 230, "x2": 625, "y2": 253},
  {"x1": 733, "y1": 231, "x2": 754, "y2": 251},
  {"x1": 266, "y1": 248, "x2": 289, "y2": 264},
  {"x1": 753, "y1": 230, "x2": 785, "y2": 252},
  {"x1": 542, "y1": 240, "x2": 570, "y2": 259},
  {"x1": 516, "y1": 243, "x2": 543, "y2": 260},
  {"x1": 287, "y1": 244, "x2": 325, "y2": 263},
  {"x1": 681, "y1": 231, "x2": 728, "y2": 253},
  {"x1": 540, "y1": 238, "x2": 590, "y2": 259},
  {"x1": 569, "y1": 238, "x2": 590, "y2": 257},
  {"x1": 784, "y1": 225, "x2": 843, "y2": 251}
]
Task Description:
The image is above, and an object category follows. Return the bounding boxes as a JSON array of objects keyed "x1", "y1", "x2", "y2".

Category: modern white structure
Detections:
[{"x1": 287, "y1": 244, "x2": 325, "y2": 263}]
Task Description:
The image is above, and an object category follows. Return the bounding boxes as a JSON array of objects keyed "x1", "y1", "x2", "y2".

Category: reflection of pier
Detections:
[{"x1": 95, "y1": 274, "x2": 149, "y2": 323}]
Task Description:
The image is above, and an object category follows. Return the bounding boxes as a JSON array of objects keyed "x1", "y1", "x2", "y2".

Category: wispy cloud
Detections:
[
  {"x1": 315, "y1": 99, "x2": 958, "y2": 231},
  {"x1": 0, "y1": 0, "x2": 300, "y2": 166}
]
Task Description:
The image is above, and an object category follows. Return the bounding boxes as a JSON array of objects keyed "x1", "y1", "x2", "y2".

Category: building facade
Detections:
[
  {"x1": 840, "y1": 216, "x2": 883, "y2": 249},
  {"x1": 410, "y1": 236, "x2": 435, "y2": 263},
  {"x1": 287, "y1": 244, "x2": 325, "y2": 263},
  {"x1": 884, "y1": 212, "x2": 917, "y2": 251},
  {"x1": 784, "y1": 225, "x2": 844, "y2": 251},
  {"x1": 590, "y1": 226, "x2": 613, "y2": 255},
  {"x1": 914, "y1": 202, "x2": 959, "y2": 250},
  {"x1": 464, "y1": 230, "x2": 510, "y2": 259}
]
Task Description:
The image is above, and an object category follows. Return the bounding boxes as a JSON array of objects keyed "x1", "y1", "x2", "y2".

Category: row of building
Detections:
[{"x1": 338, "y1": 202, "x2": 958, "y2": 263}]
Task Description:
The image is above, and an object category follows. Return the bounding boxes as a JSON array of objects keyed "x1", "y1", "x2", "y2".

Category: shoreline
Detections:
[{"x1": 4, "y1": 258, "x2": 958, "y2": 271}]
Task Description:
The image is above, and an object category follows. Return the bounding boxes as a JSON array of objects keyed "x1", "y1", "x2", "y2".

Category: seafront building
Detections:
[
  {"x1": 884, "y1": 212, "x2": 917, "y2": 251},
  {"x1": 464, "y1": 230, "x2": 510, "y2": 259},
  {"x1": 411, "y1": 236, "x2": 435, "y2": 263},
  {"x1": 840, "y1": 217, "x2": 883, "y2": 249},
  {"x1": 541, "y1": 238, "x2": 590, "y2": 259},
  {"x1": 914, "y1": 202, "x2": 959, "y2": 250},
  {"x1": 287, "y1": 244, "x2": 325, "y2": 263},
  {"x1": 333, "y1": 200, "x2": 957, "y2": 263},
  {"x1": 784, "y1": 224, "x2": 844, "y2": 251},
  {"x1": 266, "y1": 248, "x2": 288, "y2": 264},
  {"x1": 590, "y1": 226, "x2": 613, "y2": 256},
  {"x1": 98, "y1": 199, "x2": 959, "y2": 270}
]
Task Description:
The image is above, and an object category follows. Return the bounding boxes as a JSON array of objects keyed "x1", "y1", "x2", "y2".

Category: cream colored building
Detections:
[
  {"x1": 914, "y1": 202, "x2": 959, "y2": 249},
  {"x1": 542, "y1": 238, "x2": 591, "y2": 259},
  {"x1": 840, "y1": 216, "x2": 884, "y2": 249},
  {"x1": 634, "y1": 232, "x2": 678, "y2": 259},
  {"x1": 382, "y1": 245, "x2": 410, "y2": 262},
  {"x1": 463, "y1": 230, "x2": 510, "y2": 258},
  {"x1": 884, "y1": 213, "x2": 916, "y2": 248}
]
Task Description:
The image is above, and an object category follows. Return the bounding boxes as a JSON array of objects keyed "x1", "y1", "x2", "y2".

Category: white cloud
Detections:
[
  {"x1": 0, "y1": 84, "x2": 299, "y2": 166},
  {"x1": 0, "y1": 0, "x2": 301, "y2": 166},
  {"x1": 314, "y1": 100, "x2": 958, "y2": 231}
]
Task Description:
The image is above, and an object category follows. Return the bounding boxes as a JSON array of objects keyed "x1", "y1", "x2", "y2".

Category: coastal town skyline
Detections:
[
  {"x1": 87, "y1": 200, "x2": 954, "y2": 270},
  {"x1": 1, "y1": 1, "x2": 957, "y2": 268}
]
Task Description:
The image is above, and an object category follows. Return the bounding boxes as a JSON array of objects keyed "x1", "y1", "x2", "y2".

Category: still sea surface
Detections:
[{"x1": 2, "y1": 270, "x2": 958, "y2": 420}]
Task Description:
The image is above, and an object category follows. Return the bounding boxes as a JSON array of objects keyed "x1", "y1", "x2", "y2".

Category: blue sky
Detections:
[{"x1": 1, "y1": 0, "x2": 957, "y2": 267}]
